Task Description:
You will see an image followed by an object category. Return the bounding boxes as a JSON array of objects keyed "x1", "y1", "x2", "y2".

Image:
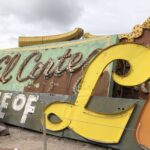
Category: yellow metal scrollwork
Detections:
[
  {"x1": 44, "y1": 44, "x2": 150, "y2": 143},
  {"x1": 19, "y1": 28, "x2": 83, "y2": 47},
  {"x1": 118, "y1": 17, "x2": 150, "y2": 42}
]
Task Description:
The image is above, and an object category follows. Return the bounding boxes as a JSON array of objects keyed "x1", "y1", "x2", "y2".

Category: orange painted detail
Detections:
[{"x1": 136, "y1": 95, "x2": 150, "y2": 149}]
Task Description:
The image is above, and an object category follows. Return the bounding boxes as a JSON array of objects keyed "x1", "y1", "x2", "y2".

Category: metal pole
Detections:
[{"x1": 43, "y1": 113, "x2": 47, "y2": 150}]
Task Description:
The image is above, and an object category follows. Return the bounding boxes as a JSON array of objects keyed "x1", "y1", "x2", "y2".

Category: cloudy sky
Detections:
[{"x1": 0, "y1": 0, "x2": 149, "y2": 49}]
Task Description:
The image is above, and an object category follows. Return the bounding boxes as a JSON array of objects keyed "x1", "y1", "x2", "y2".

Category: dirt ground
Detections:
[{"x1": 0, "y1": 126, "x2": 108, "y2": 150}]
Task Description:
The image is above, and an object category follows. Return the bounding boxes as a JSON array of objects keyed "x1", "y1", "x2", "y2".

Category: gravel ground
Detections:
[{"x1": 0, "y1": 126, "x2": 107, "y2": 150}]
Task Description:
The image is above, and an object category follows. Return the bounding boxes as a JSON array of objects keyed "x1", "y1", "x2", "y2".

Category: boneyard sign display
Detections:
[{"x1": 0, "y1": 33, "x2": 150, "y2": 150}]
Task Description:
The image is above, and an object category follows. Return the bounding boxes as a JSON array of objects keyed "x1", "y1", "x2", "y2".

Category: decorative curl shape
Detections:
[{"x1": 43, "y1": 44, "x2": 150, "y2": 143}]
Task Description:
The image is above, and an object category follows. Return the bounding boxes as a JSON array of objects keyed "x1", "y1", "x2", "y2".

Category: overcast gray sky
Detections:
[{"x1": 0, "y1": 0, "x2": 149, "y2": 49}]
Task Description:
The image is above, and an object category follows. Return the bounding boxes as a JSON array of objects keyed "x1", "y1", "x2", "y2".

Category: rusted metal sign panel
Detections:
[
  {"x1": 0, "y1": 90, "x2": 145, "y2": 150},
  {"x1": 0, "y1": 35, "x2": 117, "y2": 96}
]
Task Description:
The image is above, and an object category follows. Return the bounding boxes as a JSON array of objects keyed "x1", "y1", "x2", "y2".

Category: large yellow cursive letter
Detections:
[{"x1": 44, "y1": 44, "x2": 150, "y2": 143}]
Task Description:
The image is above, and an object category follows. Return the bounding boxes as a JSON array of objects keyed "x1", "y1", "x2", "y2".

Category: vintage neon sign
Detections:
[
  {"x1": 0, "y1": 42, "x2": 150, "y2": 149},
  {"x1": 44, "y1": 44, "x2": 150, "y2": 144}
]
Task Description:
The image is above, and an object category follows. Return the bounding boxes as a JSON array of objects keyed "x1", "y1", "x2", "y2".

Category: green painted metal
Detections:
[
  {"x1": 0, "y1": 36, "x2": 117, "y2": 92},
  {"x1": 0, "y1": 91, "x2": 144, "y2": 150}
]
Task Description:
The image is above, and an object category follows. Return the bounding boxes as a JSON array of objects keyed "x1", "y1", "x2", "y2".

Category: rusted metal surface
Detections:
[
  {"x1": 134, "y1": 29, "x2": 150, "y2": 46},
  {"x1": 0, "y1": 36, "x2": 117, "y2": 97},
  {"x1": 24, "y1": 50, "x2": 110, "y2": 96}
]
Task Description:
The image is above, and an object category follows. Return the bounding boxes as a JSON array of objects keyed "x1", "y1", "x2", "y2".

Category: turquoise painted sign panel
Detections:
[{"x1": 0, "y1": 36, "x2": 118, "y2": 96}]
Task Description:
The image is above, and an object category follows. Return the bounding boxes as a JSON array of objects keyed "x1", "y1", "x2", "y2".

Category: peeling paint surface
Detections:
[{"x1": 0, "y1": 36, "x2": 117, "y2": 96}]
